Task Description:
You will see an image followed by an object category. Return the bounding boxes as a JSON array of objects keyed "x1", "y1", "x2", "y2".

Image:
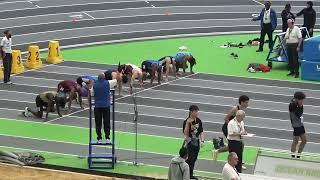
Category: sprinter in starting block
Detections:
[
  {"x1": 104, "y1": 69, "x2": 128, "y2": 96},
  {"x1": 57, "y1": 80, "x2": 88, "y2": 113},
  {"x1": 141, "y1": 60, "x2": 164, "y2": 85},
  {"x1": 174, "y1": 47, "x2": 196, "y2": 75},
  {"x1": 158, "y1": 56, "x2": 178, "y2": 81},
  {"x1": 118, "y1": 64, "x2": 144, "y2": 93},
  {"x1": 22, "y1": 91, "x2": 67, "y2": 119}
]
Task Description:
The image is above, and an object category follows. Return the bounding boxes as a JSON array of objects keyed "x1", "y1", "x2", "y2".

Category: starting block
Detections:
[
  {"x1": 11, "y1": 50, "x2": 24, "y2": 74},
  {"x1": 47, "y1": 40, "x2": 63, "y2": 64},
  {"x1": 25, "y1": 45, "x2": 42, "y2": 69}
]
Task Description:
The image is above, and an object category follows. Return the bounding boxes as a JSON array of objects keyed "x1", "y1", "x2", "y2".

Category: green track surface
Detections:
[
  {"x1": 0, "y1": 118, "x2": 258, "y2": 164},
  {"x1": 61, "y1": 33, "x2": 320, "y2": 83},
  {"x1": 0, "y1": 146, "x2": 221, "y2": 179}
]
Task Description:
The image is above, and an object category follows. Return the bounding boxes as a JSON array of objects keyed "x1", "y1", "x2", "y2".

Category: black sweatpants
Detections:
[
  {"x1": 2, "y1": 53, "x2": 12, "y2": 83},
  {"x1": 228, "y1": 140, "x2": 243, "y2": 173},
  {"x1": 186, "y1": 142, "x2": 200, "y2": 178},
  {"x1": 286, "y1": 43, "x2": 299, "y2": 75},
  {"x1": 258, "y1": 23, "x2": 274, "y2": 51},
  {"x1": 94, "y1": 107, "x2": 110, "y2": 140}
]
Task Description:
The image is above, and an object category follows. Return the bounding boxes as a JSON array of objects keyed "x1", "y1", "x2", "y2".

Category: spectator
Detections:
[
  {"x1": 168, "y1": 147, "x2": 190, "y2": 180},
  {"x1": 281, "y1": 4, "x2": 295, "y2": 32},
  {"x1": 93, "y1": 73, "x2": 117, "y2": 144},
  {"x1": 296, "y1": 1, "x2": 316, "y2": 37},
  {"x1": 227, "y1": 110, "x2": 247, "y2": 173},
  {"x1": 222, "y1": 152, "x2": 241, "y2": 180},
  {"x1": 284, "y1": 19, "x2": 302, "y2": 78},
  {"x1": 252, "y1": 1, "x2": 277, "y2": 52},
  {"x1": 0, "y1": 30, "x2": 13, "y2": 84},
  {"x1": 183, "y1": 105, "x2": 204, "y2": 180},
  {"x1": 290, "y1": 92, "x2": 307, "y2": 159}
]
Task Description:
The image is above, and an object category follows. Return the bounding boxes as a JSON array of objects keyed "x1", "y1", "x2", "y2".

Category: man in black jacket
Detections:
[
  {"x1": 281, "y1": 4, "x2": 295, "y2": 32},
  {"x1": 296, "y1": 1, "x2": 316, "y2": 37},
  {"x1": 289, "y1": 92, "x2": 307, "y2": 159}
]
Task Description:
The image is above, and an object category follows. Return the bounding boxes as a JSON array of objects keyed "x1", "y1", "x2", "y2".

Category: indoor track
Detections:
[{"x1": 0, "y1": 0, "x2": 320, "y2": 175}]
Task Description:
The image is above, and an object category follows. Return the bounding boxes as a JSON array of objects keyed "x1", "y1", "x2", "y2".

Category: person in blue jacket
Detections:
[
  {"x1": 252, "y1": 1, "x2": 277, "y2": 52},
  {"x1": 93, "y1": 73, "x2": 117, "y2": 144}
]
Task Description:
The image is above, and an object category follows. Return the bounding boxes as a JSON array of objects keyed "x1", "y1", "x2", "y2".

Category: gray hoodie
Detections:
[{"x1": 168, "y1": 156, "x2": 190, "y2": 180}]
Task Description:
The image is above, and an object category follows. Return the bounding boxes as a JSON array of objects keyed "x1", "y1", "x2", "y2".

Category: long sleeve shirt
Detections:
[{"x1": 296, "y1": 7, "x2": 316, "y2": 28}]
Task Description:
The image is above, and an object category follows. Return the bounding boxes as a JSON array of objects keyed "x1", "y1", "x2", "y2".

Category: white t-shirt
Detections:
[
  {"x1": 222, "y1": 163, "x2": 241, "y2": 180},
  {"x1": 285, "y1": 26, "x2": 302, "y2": 44},
  {"x1": 227, "y1": 119, "x2": 245, "y2": 141},
  {"x1": 263, "y1": 9, "x2": 271, "y2": 24},
  {"x1": 0, "y1": 37, "x2": 12, "y2": 53}
]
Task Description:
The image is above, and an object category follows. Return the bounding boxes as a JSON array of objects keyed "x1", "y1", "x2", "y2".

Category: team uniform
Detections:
[
  {"x1": 58, "y1": 80, "x2": 79, "y2": 93},
  {"x1": 141, "y1": 60, "x2": 163, "y2": 75}
]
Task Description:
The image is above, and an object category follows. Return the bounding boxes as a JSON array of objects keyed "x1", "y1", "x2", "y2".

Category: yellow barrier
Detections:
[
  {"x1": 47, "y1": 40, "x2": 63, "y2": 64},
  {"x1": 11, "y1": 50, "x2": 24, "y2": 74},
  {"x1": 0, "y1": 66, "x2": 3, "y2": 80},
  {"x1": 25, "y1": 45, "x2": 42, "y2": 69}
]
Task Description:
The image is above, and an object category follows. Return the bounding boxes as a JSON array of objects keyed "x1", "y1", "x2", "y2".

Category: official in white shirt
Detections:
[
  {"x1": 284, "y1": 19, "x2": 302, "y2": 78},
  {"x1": 0, "y1": 30, "x2": 13, "y2": 84},
  {"x1": 222, "y1": 152, "x2": 241, "y2": 180},
  {"x1": 227, "y1": 110, "x2": 247, "y2": 173}
]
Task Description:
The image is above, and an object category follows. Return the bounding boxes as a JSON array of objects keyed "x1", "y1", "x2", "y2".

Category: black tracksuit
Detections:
[{"x1": 296, "y1": 7, "x2": 316, "y2": 37}]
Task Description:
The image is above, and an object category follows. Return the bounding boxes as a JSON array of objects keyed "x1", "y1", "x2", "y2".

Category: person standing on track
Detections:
[
  {"x1": 183, "y1": 105, "x2": 204, "y2": 180},
  {"x1": 1, "y1": 30, "x2": 13, "y2": 84},
  {"x1": 227, "y1": 110, "x2": 247, "y2": 173},
  {"x1": 213, "y1": 95, "x2": 249, "y2": 162},
  {"x1": 289, "y1": 91, "x2": 307, "y2": 159},
  {"x1": 252, "y1": 1, "x2": 277, "y2": 52},
  {"x1": 93, "y1": 73, "x2": 117, "y2": 144}
]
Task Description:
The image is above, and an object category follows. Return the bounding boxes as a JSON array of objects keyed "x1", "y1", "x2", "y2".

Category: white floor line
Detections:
[
  {"x1": 138, "y1": 88, "x2": 320, "y2": 109},
  {"x1": 182, "y1": 77, "x2": 320, "y2": 93},
  {"x1": 82, "y1": 11, "x2": 95, "y2": 20}
]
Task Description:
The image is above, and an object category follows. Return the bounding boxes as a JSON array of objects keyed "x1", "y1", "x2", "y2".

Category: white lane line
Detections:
[
  {"x1": 27, "y1": 0, "x2": 40, "y2": 8},
  {"x1": 142, "y1": 89, "x2": 318, "y2": 108},
  {"x1": 183, "y1": 77, "x2": 320, "y2": 93},
  {"x1": 131, "y1": 94, "x2": 320, "y2": 115},
  {"x1": 151, "y1": 4, "x2": 155, "y2": 7},
  {"x1": 82, "y1": 11, "x2": 95, "y2": 20},
  {"x1": 252, "y1": 0, "x2": 264, "y2": 6},
  {"x1": 170, "y1": 82, "x2": 320, "y2": 100},
  {"x1": 12, "y1": 18, "x2": 255, "y2": 37}
]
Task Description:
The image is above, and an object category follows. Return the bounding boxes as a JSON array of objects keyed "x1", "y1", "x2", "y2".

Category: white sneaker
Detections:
[
  {"x1": 97, "y1": 139, "x2": 102, "y2": 144},
  {"x1": 23, "y1": 107, "x2": 29, "y2": 117},
  {"x1": 242, "y1": 165, "x2": 247, "y2": 170},
  {"x1": 105, "y1": 139, "x2": 111, "y2": 144}
]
